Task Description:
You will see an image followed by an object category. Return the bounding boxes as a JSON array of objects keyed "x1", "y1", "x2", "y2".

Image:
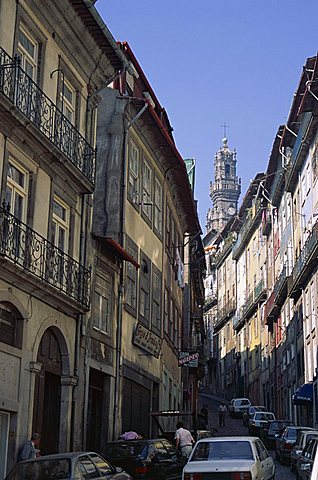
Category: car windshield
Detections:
[
  {"x1": 6, "y1": 459, "x2": 70, "y2": 480},
  {"x1": 286, "y1": 428, "x2": 300, "y2": 440},
  {"x1": 255, "y1": 413, "x2": 274, "y2": 421},
  {"x1": 105, "y1": 442, "x2": 146, "y2": 458},
  {"x1": 269, "y1": 422, "x2": 292, "y2": 432},
  {"x1": 190, "y1": 441, "x2": 254, "y2": 461}
]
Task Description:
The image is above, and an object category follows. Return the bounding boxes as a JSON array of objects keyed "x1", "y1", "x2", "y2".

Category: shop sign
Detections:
[
  {"x1": 132, "y1": 322, "x2": 163, "y2": 358},
  {"x1": 178, "y1": 351, "x2": 199, "y2": 367}
]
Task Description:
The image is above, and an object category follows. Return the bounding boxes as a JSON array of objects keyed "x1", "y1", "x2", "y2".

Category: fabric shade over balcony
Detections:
[{"x1": 292, "y1": 383, "x2": 313, "y2": 405}]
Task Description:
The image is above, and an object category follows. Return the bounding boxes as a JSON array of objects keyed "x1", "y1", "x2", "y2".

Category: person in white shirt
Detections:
[{"x1": 174, "y1": 421, "x2": 195, "y2": 458}]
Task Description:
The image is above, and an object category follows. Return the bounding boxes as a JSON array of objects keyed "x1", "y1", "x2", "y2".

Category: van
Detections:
[{"x1": 228, "y1": 398, "x2": 251, "y2": 417}]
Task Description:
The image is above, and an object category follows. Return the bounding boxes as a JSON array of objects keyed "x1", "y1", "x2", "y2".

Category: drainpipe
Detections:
[{"x1": 112, "y1": 101, "x2": 148, "y2": 439}]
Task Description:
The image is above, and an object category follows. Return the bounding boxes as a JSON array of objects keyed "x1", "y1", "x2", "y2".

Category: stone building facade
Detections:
[{"x1": 210, "y1": 54, "x2": 318, "y2": 427}]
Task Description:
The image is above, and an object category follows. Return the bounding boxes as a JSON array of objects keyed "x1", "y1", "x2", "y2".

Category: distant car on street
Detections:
[
  {"x1": 296, "y1": 436, "x2": 318, "y2": 480},
  {"x1": 228, "y1": 398, "x2": 251, "y2": 417},
  {"x1": 102, "y1": 438, "x2": 186, "y2": 479},
  {"x1": 260, "y1": 419, "x2": 295, "y2": 449},
  {"x1": 248, "y1": 411, "x2": 276, "y2": 435},
  {"x1": 4, "y1": 452, "x2": 132, "y2": 480},
  {"x1": 276, "y1": 426, "x2": 313, "y2": 465},
  {"x1": 242, "y1": 405, "x2": 267, "y2": 427},
  {"x1": 182, "y1": 436, "x2": 275, "y2": 480},
  {"x1": 290, "y1": 429, "x2": 318, "y2": 473}
]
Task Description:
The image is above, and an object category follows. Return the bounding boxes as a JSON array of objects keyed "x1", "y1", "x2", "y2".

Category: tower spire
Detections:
[
  {"x1": 221, "y1": 121, "x2": 230, "y2": 139},
  {"x1": 206, "y1": 134, "x2": 241, "y2": 234}
]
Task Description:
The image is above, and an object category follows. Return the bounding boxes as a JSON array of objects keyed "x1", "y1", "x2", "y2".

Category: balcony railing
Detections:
[
  {"x1": 233, "y1": 200, "x2": 264, "y2": 259},
  {"x1": 215, "y1": 233, "x2": 236, "y2": 267},
  {"x1": 233, "y1": 305, "x2": 244, "y2": 330},
  {"x1": 0, "y1": 206, "x2": 90, "y2": 308},
  {"x1": 204, "y1": 292, "x2": 217, "y2": 312},
  {"x1": 254, "y1": 278, "x2": 267, "y2": 303},
  {"x1": 289, "y1": 221, "x2": 318, "y2": 297},
  {"x1": 0, "y1": 48, "x2": 95, "y2": 184},
  {"x1": 285, "y1": 112, "x2": 312, "y2": 192},
  {"x1": 261, "y1": 208, "x2": 272, "y2": 237},
  {"x1": 216, "y1": 298, "x2": 236, "y2": 326},
  {"x1": 270, "y1": 167, "x2": 285, "y2": 206}
]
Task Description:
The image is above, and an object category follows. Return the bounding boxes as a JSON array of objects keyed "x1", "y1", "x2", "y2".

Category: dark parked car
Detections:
[
  {"x1": 290, "y1": 429, "x2": 318, "y2": 473},
  {"x1": 276, "y1": 426, "x2": 312, "y2": 465},
  {"x1": 260, "y1": 420, "x2": 294, "y2": 449},
  {"x1": 5, "y1": 452, "x2": 132, "y2": 480},
  {"x1": 102, "y1": 438, "x2": 186, "y2": 479},
  {"x1": 296, "y1": 437, "x2": 318, "y2": 480}
]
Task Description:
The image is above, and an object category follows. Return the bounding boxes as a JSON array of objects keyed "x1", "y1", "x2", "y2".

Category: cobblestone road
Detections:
[{"x1": 199, "y1": 393, "x2": 295, "y2": 480}]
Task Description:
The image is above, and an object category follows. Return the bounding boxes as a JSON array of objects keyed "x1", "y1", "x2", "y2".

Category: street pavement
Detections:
[{"x1": 199, "y1": 393, "x2": 295, "y2": 480}]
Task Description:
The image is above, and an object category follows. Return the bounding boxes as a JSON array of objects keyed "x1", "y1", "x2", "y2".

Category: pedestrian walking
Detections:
[
  {"x1": 174, "y1": 421, "x2": 195, "y2": 458},
  {"x1": 218, "y1": 402, "x2": 227, "y2": 427},
  {"x1": 18, "y1": 433, "x2": 40, "y2": 461}
]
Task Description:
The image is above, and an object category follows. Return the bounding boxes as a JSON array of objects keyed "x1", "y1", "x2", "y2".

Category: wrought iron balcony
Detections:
[
  {"x1": 0, "y1": 47, "x2": 95, "y2": 185},
  {"x1": 264, "y1": 290, "x2": 277, "y2": 324},
  {"x1": 261, "y1": 208, "x2": 272, "y2": 237},
  {"x1": 270, "y1": 167, "x2": 285, "y2": 207},
  {"x1": 285, "y1": 112, "x2": 312, "y2": 192},
  {"x1": 232, "y1": 200, "x2": 264, "y2": 260},
  {"x1": 254, "y1": 278, "x2": 267, "y2": 303},
  {"x1": 216, "y1": 298, "x2": 236, "y2": 327},
  {"x1": 0, "y1": 205, "x2": 90, "y2": 309},
  {"x1": 233, "y1": 305, "x2": 244, "y2": 330},
  {"x1": 204, "y1": 292, "x2": 217, "y2": 312},
  {"x1": 273, "y1": 264, "x2": 289, "y2": 307},
  {"x1": 289, "y1": 221, "x2": 318, "y2": 298},
  {"x1": 215, "y1": 233, "x2": 236, "y2": 267}
]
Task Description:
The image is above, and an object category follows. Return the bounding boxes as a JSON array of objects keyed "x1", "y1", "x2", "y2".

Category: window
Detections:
[
  {"x1": 128, "y1": 140, "x2": 140, "y2": 202},
  {"x1": 0, "y1": 303, "x2": 23, "y2": 349},
  {"x1": 93, "y1": 274, "x2": 112, "y2": 335},
  {"x1": 152, "y1": 268, "x2": 162, "y2": 331},
  {"x1": 18, "y1": 25, "x2": 38, "y2": 80},
  {"x1": 154, "y1": 178, "x2": 162, "y2": 234},
  {"x1": 170, "y1": 298, "x2": 174, "y2": 339},
  {"x1": 142, "y1": 159, "x2": 152, "y2": 220},
  {"x1": 61, "y1": 78, "x2": 76, "y2": 124},
  {"x1": 164, "y1": 288, "x2": 169, "y2": 333},
  {"x1": 52, "y1": 196, "x2": 69, "y2": 253},
  {"x1": 6, "y1": 160, "x2": 28, "y2": 221},
  {"x1": 166, "y1": 204, "x2": 171, "y2": 251},
  {"x1": 78, "y1": 455, "x2": 99, "y2": 479},
  {"x1": 225, "y1": 164, "x2": 230, "y2": 177},
  {"x1": 125, "y1": 239, "x2": 138, "y2": 314},
  {"x1": 139, "y1": 254, "x2": 151, "y2": 324}
]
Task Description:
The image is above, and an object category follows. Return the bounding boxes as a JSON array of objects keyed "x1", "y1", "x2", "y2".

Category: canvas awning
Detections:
[{"x1": 292, "y1": 383, "x2": 313, "y2": 405}]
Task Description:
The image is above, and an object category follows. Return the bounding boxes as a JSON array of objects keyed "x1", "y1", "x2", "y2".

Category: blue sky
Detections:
[{"x1": 96, "y1": 1, "x2": 318, "y2": 231}]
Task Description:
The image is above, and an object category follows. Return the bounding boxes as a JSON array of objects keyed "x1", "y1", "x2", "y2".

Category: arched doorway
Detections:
[{"x1": 32, "y1": 328, "x2": 62, "y2": 455}]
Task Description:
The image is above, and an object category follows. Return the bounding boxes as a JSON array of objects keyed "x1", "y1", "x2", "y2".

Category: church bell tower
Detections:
[{"x1": 206, "y1": 137, "x2": 241, "y2": 234}]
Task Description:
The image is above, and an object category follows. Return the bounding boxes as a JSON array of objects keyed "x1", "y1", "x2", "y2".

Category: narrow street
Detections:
[{"x1": 199, "y1": 394, "x2": 294, "y2": 480}]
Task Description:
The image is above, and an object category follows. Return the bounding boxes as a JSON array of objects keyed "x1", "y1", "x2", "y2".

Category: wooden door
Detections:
[{"x1": 33, "y1": 328, "x2": 62, "y2": 455}]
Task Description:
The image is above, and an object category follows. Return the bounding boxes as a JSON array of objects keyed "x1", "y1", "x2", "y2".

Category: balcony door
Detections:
[
  {"x1": 4, "y1": 160, "x2": 28, "y2": 262},
  {"x1": 50, "y1": 196, "x2": 69, "y2": 289}
]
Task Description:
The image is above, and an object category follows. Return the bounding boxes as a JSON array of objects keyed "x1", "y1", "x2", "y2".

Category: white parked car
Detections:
[
  {"x1": 248, "y1": 411, "x2": 276, "y2": 435},
  {"x1": 182, "y1": 436, "x2": 275, "y2": 480},
  {"x1": 229, "y1": 397, "x2": 251, "y2": 417}
]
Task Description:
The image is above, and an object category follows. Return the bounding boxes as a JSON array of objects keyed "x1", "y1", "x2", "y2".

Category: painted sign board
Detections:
[
  {"x1": 178, "y1": 351, "x2": 199, "y2": 367},
  {"x1": 133, "y1": 322, "x2": 163, "y2": 358}
]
